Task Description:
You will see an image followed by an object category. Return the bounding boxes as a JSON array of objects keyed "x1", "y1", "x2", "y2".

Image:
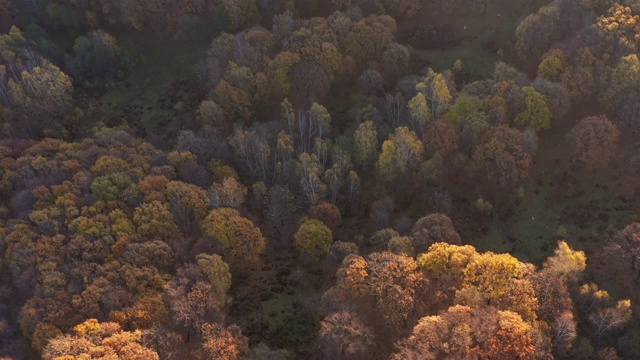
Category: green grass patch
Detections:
[
  {"x1": 259, "y1": 291, "x2": 314, "y2": 348},
  {"x1": 261, "y1": 293, "x2": 297, "y2": 333},
  {"x1": 91, "y1": 39, "x2": 207, "y2": 135},
  {"x1": 476, "y1": 223, "x2": 513, "y2": 254},
  {"x1": 418, "y1": 41, "x2": 498, "y2": 79}
]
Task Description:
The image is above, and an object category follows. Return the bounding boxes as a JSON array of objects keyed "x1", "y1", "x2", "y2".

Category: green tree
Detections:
[
  {"x1": 133, "y1": 201, "x2": 181, "y2": 241},
  {"x1": 201, "y1": 208, "x2": 266, "y2": 266},
  {"x1": 196, "y1": 253, "x2": 232, "y2": 296},
  {"x1": 343, "y1": 15, "x2": 396, "y2": 65},
  {"x1": 90, "y1": 172, "x2": 135, "y2": 201},
  {"x1": 294, "y1": 217, "x2": 333, "y2": 260},
  {"x1": 64, "y1": 30, "x2": 124, "y2": 86},
  {"x1": 537, "y1": 49, "x2": 567, "y2": 81},
  {"x1": 221, "y1": 0, "x2": 260, "y2": 31},
  {"x1": 514, "y1": 86, "x2": 551, "y2": 131}
]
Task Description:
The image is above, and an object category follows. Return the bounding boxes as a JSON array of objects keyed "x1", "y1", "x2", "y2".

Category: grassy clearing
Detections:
[
  {"x1": 90, "y1": 39, "x2": 207, "y2": 136},
  {"x1": 261, "y1": 293, "x2": 300, "y2": 333},
  {"x1": 417, "y1": 40, "x2": 498, "y2": 79}
]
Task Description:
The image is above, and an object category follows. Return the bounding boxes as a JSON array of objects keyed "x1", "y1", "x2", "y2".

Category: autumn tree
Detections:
[
  {"x1": 8, "y1": 59, "x2": 73, "y2": 123},
  {"x1": 407, "y1": 92, "x2": 431, "y2": 135},
  {"x1": 357, "y1": 69, "x2": 384, "y2": 95},
  {"x1": 298, "y1": 152, "x2": 327, "y2": 207},
  {"x1": 531, "y1": 77, "x2": 571, "y2": 121},
  {"x1": 310, "y1": 201, "x2": 342, "y2": 228},
  {"x1": 376, "y1": 127, "x2": 423, "y2": 183},
  {"x1": 515, "y1": 3, "x2": 561, "y2": 63},
  {"x1": 608, "y1": 223, "x2": 640, "y2": 286},
  {"x1": 589, "y1": 300, "x2": 632, "y2": 344},
  {"x1": 318, "y1": 311, "x2": 374, "y2": 360},
  {"x1": 288, "y1": 61, "x2": 330, "y2": 102},
  {"x1": 215, "y1": 80, "x2": 252, "y2": 122},
  {"x1": 444, "y1": 94, "x2": 483, "y2": 126},
  {"x1": 560, "y1": 48, "x2": 600, "y2": 104},
  {"x1": 597, "y1": 4, "x2": 640, "y2": 54},
  {"x1": 369, "y1": 228, "x2": 400, "y2": 250},
  {"x1": 328, "y1": 241, "x2": 359, "y2": 265},
  {"x1": 416, "y1": 70, "x2": 452, "y2": 119},
  {"x1": 411, "y1": 214, "x2": 461, "y2": 253},
  {"x1": 227, "y1": 125, "x2": 271, "y2": 180},
  {"x1": 166, "y1": 181, "x2": 209, "y2": 236},
  {"x1": 198, "y1": 100, "x2": 226, "y2": 128},
  {"x1": 473, "y1": 125, "x2": 532, "y2": 189},
  {"x1": 296, "y1": 102, "x2": 332, "y2": 154},
  {"x1": 542, "y1": 241, "x2": 586, "y2": 282},
  {"x1": 463, "y1": 252, "x2": 521, "y2": 302},
  {"x1": 210, "y1": 177, "x2": 248, "y2": 209},
  {"x1": 138, "y1": 175, "x2": 170, "y2": 202},
  {"x1": 565, "y1": 115, "x2": 620, "y2": 171},
  {"x1": 531, "y1": 271, "x2": 573, "y2": 324},
  {"x1": 380, "y1": 43, "x2": 410, "y2": 82},
  {"x1": 165, "y1": 263, "x2": 228, "y2": 333},
  {"x1": 294, "y1": 217, "x2": 333, "y2": 260},
  {"x1": 334, "y1": 252, "x2": 428, "y2": 336},
  {"x1": 354, "y1": 121, "x2": 378, "y2": 169},
  {"x1": 197, "y1": 322, "x2": 249, "y2": 359},
  {"x1": 422, "y1": 120, "x2": 458, "y2": 157},
  {"x1": 480, "y1": 310, "x2": 536, "y2": 360},
  {"x1": 90, "y1": 172, "x2": 136, "y2": 202},
  {"x1": 392, "y1": 305, "x2": 535, "y2": 360},
  {"x1": 552, "y1": 311, "x2": 577, "y2": 356},
  {"x1": 42, "y1": 319, "x2": 159, "y2": 360},
  {"x1": 201, "y1": 208, "x2": 266, "y2": 266}
]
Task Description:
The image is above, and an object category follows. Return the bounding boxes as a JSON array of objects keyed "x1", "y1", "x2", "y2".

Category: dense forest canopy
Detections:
[{"x1": 2, "y1": 0, "x2": 640, "y2": 359}]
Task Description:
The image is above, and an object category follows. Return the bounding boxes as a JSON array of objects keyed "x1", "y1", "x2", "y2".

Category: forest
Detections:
[{"x1": 1, "y1": 0, "x2": 640, "y2": 358}]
